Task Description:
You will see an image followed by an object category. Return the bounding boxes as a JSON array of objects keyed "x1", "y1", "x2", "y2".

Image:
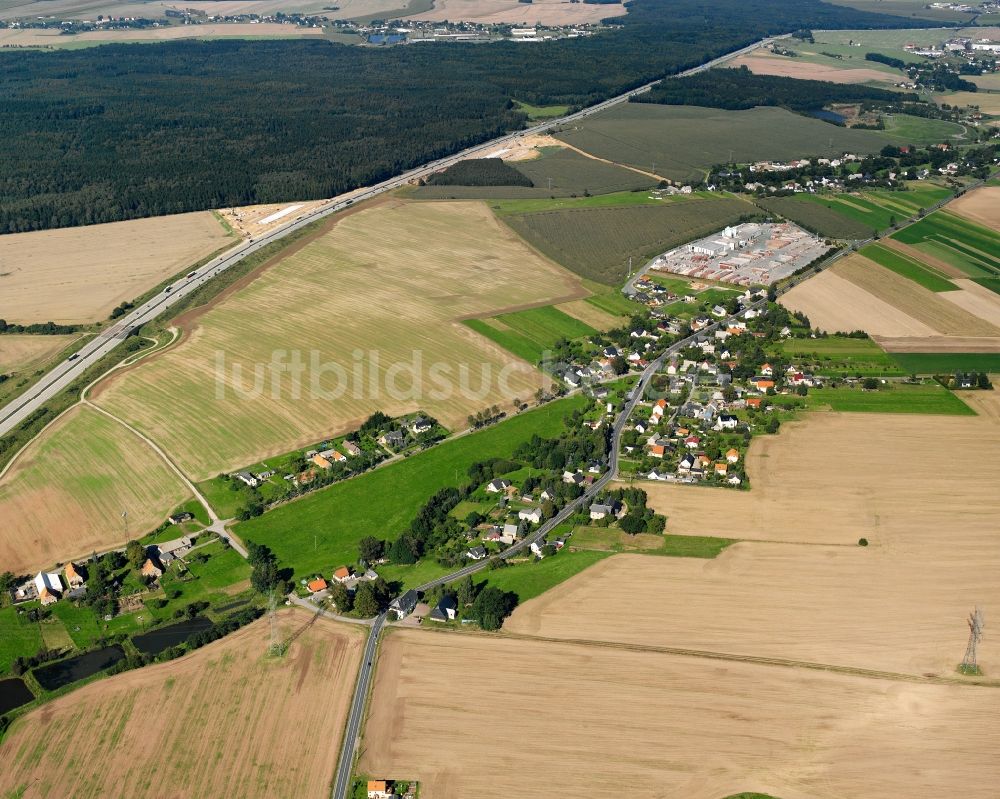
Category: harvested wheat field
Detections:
[
  {"x1": 362, "y1": 628, "x2": 1000, "y2": 799},
  {"x1": 0, "y1": 22, "x2": 323, "y2": 46},
  {"x1": 948, "y1": 185, "x2": 1000, "y2": 230},
  {"x1": 637, "y1": 408, "x2": 999, "y2": 548},
  {"x1": 0, "y1": 611, "x2": 364, "y2": 799},
  {"x1": 874, "y1": 335, "x2": 1000, "y2": 352},
  {"x1": 730, "y1": 51, "x2": 893, "y2": 84},
  {"x1": 408, "y1": 0, "x2": 625, "y2": 24},
  {"x1": 834, "y1": 255, "x2": 999, "y2": 336},
  {"x1": 0, "y1": 405, "x2": 191, "y2": 575},
  {"x1": 781, "y1": 268, "x2": 938, "y2": 336},
  {"x1": 0, "y1": 334, "x2": 77, "y2": 374},
  {"x1": 507, "y1": 544, "x2": 1000, "y2": 675},
  {"x1": 554, "y1": 298, "x2": 624, "y2": 329},
  {"x1": 0, "y1": 212, "x2": 232, "y2": 324},
  {"x1": 94, "y1": 200, "x2": 584, "y2": 478},
  {"x1": 941, "y1": 279, "x2": 1000, "y2": 327}
]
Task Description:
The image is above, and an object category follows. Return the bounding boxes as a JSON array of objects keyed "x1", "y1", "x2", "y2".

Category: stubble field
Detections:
[
  {"x1": 729, "y1": 50, "x2": 894, "y2": 84},
  {"x1": 782, "y1": 253, "x2": 1000, "y2": 349},
  {"x1": 406, "y1": 0, "x2": 625, "y2": 24},
  {"x1": 0, "y1": 23, "x2": 324, "y2": 47},
  {"x1": 947, "y1": 185, "x2": 1000, "y2": 230},
  {"x1": 0, "y1": 211, "x2": 231, "y2": 324},
  {"x1": 361, "y1": 628, "x2": 1000, "y2": 799},
  {"x1": 0, "y1": 611, "x2": 364, "y2": 799},
  {"x1": 0, "y1": 405, "x2": 191, "y2": 575},
  {"x1": 0, "y1": 334, "x2": 77, "y2": 374},
  {"x1": 94, "y1": 200, "x2": 583, "y2": 479}
]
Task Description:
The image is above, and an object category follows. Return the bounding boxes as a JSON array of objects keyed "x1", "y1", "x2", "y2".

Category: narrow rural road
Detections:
[{"x1": 0, "y1": 33, "x2": 778, "y2": 443}]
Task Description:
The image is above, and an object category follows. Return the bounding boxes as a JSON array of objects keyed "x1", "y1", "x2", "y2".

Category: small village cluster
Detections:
[{"x1": 9, "y1": 526, "x2": 195, "y2": 609}]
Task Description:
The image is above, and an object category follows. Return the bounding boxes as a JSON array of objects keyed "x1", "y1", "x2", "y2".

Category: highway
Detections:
[{"x1": 0, "y1": 32, "x2": 777, "y2": 441}]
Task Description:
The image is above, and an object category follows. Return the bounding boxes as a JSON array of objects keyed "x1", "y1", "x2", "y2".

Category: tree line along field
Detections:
[
  {"x1": 0, "y1": 612, "x2": 365, "y2": 799},
  {"x1": 501, "y1": 196, "x2": 756, "y2": 285},
  {"x1": 554, "y1": 104, "x2": 889, "y2": 185},
  {"x1": 92, "y1": 200, "x2": 581, "y2": 481},
  {"x1": 0, "y1": 405, "x2": 192, "y2": 576},
  {"x1": 0, "y1": 0, "x2": 925, "y2": 232},
  {"x1": 464, "y1": 305, "x2": 599, "y2": 365},
  {"x1": 0, "y1": 211, "x2": 233, "y2": 325},
  {"x1": 236, "y1": 394, "x2": 587, "y2": 583}
]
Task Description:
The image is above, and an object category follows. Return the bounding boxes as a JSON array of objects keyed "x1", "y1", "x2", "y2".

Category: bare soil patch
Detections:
[
  {"x1": 0, "y1": 212, "x2": 232, "y2": 324},
  {"x1": 731, "y1": 51, "x2": 893, "y2": 84},
  {"x1": 0, "y1": 611, "x2": 364, "y2": 799},
  {"x1": 948, "y1": 185, "x2": 1000, "y2": 230},
  {"x1": 218, "y1": 197, "x2": 349, "y2": 238},
  {"x1": 781, "y1": 267, "x2": 937, "y2": 337},
  {"x1": 407, "y1": 0, "x2": 625, "y2": 25},
  {"x1": 941, "y1": 279, "x2": 1000, "y2": 327},
  {"x1": 834, "y1": 255, "x2": 1000, "y2": 336},
  {"x1": 478, "y1": 133, "x2": 562, "y2": 162},
  {"x1": 362, "y1": 627, "x2": 1000, "y2": 799}
]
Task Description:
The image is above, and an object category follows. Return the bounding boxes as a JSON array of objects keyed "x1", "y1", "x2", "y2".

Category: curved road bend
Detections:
[{"x1": 0, "y1": 34, "x2": 777, "y2": 441}]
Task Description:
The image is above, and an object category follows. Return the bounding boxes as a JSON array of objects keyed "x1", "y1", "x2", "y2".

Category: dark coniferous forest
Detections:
[
  {"x1": 635, "y1": 66, "x2": 920, "y2": 112},
  {"x1": 0, "y1": 0, "x2": 938, "y2": 232}
]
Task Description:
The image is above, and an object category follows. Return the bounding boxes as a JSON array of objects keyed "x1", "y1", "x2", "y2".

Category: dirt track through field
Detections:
[
  {"x1": 94, "y1": 200, "x2": 586, "y2": 478},
  {"x1": 0, "y1": 611, "x2": 363, "y2": 799},
  {"x1": 361, "y1": 627, "x2": 1000, "y2": 799}
]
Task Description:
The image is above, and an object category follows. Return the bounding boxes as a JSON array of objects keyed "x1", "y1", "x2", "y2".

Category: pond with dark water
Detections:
[
  {"x1": 33, "y1": 645, "x2": 125, "y2": 691},
  {"x1": 0, "y1": 677, "x2": 34, "y2": 715},
  {"x1": 131, "y1": 616, "x2": 214, "y2": 656}
]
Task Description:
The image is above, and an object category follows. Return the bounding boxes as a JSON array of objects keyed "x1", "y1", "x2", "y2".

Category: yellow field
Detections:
[
  {"x1": 408, "y1": 0, "x2": 625, "y2": 24},
  {"x1": 730, "y1": 50, "x2": 893, "y2": 84},
  {"x1": 362, "y1": 628, "x2": 1000, "y2": 798},
  {"x1": 94, "y1": 200, "x2": 586, "y2": 479},
  {"x1": 782, "y1": 253, "x2": 1000, "y2": 349},
  {"x1": 948, "y1": 185, "x2": 1000, "y2": 230},
  {"x1": 0, "y1": 611, "x2": 364, "y2": 799},
  {"x1": 0, "y1": 334, "x2": 76, "y2": 374},
  {"x1": 0, "y1": 212, "x2": 231, "y2": 324},
  {"x1": 553, "y1": 298, "x2": 624, "y2": 329},
  {"x1": 936, "y1": 90, "x2": 1000, "y2": 115},
  {"x1": 834, "y1": 255, "x2": 999, "y2": 336},
  {"x1": 0, "y1": 23, "x2": 323, "y2": 46},
  {"x1": 0, "y1": 405, "x2": 191, "y2": 575}
]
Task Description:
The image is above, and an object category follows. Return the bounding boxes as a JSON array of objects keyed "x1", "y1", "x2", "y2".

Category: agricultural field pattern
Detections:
[{"x1": 2, "y1": 2, "x2": 1000, "y2": 797}]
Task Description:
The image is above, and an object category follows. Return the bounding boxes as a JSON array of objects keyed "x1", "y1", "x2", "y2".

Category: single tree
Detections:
[{"x1": 125, "y1": 539, "x2": 145, "y2": 570}]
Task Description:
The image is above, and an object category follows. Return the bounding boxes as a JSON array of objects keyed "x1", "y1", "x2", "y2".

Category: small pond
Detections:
[
  {"x1": 33, "y1": 645, "x2": 125, "y2": 691},
  {"x1": 0, "y1": 678, "x2": 35, "y2": 715},
  {"x1": 810, "y1": 108, "x2": 846, "y2": 124},
  {"x1": 131, "y1": 616, "x2": 214, "y2": 656}
]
